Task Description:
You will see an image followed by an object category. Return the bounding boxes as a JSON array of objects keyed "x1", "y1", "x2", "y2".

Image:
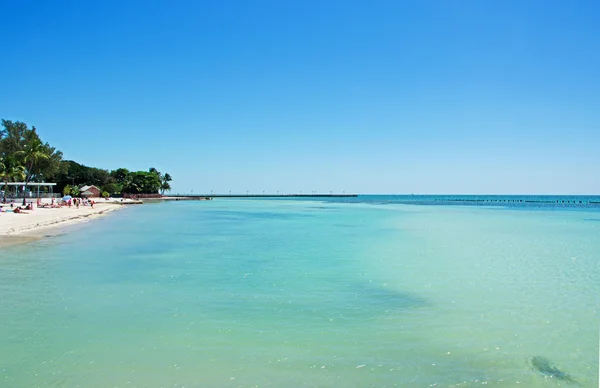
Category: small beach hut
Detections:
[
  {"x1": 80, "y1": 185, "x2": 101, "y2": 197},
  {"x1": 81, "y1": 190, "x2": 94, "y2": 198}
]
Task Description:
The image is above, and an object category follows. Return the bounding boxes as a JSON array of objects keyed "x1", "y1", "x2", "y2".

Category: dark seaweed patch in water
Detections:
[
  {"x1": 529, "y1": 356, "x2": 577, "y2": 384},
  {"x1": 583, "y1": 218, "x2": 600, "y2": 222},
  {"x1": 343, "y1": 283, "x2": 428, "y2": 312}
]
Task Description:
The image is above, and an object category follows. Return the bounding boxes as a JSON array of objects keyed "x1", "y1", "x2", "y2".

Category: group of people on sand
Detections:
[
  {"x1": 63, "y1": 197, "x2": 95, "y2": 208},
  {"x1": 0, "y1": 197, "x2": 97, "y2": 215},
  {"x1": 38, "y1": 197, "x2": 62, "y2": 208},
  {"x1": 36, "y1": 197, "x2": 95, "y2": 209},
  {"x1": 0, "y1": 201, "x2": 34, "y2": 214}
]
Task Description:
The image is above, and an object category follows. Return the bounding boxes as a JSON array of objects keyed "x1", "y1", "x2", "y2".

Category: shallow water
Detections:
[{"x1": 1, "y1": 198, "x2": 598, "y2": 387}]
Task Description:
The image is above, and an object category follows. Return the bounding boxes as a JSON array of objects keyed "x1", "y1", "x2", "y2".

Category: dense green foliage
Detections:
[{"x1": 0, "y1": 120, "x2": 173, "y2": 197}]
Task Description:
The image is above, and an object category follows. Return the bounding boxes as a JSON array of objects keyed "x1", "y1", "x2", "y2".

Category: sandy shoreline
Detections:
[{"x1": 0, "y1": 201, "x2": 125, "y2": 245}]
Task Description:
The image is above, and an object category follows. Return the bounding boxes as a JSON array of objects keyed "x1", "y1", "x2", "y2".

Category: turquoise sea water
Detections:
[{"x1": 1, "y1": 196, "x2": 599, "y2": 387}]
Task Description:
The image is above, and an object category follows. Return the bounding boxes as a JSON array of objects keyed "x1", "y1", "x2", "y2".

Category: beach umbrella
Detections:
[{"x1": 62, "y1": 195, "x2": 72, "y2": 201}]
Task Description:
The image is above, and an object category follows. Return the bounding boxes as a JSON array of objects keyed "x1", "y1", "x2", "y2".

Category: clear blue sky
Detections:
[{"x1": 1, "y1": 0, "x2": 599, "y2": 194}]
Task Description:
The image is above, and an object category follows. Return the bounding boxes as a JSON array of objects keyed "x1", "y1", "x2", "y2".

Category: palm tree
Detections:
[
  {"x1": 15, "y1": 138, "x2": 49, "y2": 205},
  {"x1": 0, "y1": 159, "x2": 4, "y2": 187},
  {"x1": 160, "y1": 173, "x2": 172, "y2": 195},
  {"x1": 160, "y1": 181, "x2": 171, "y2": 195},
  {"x1": 0, "y1": 161, "x2": 26, "y2": 202}
]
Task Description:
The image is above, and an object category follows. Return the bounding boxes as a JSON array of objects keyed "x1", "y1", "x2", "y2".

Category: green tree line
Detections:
[{"x1": 0, "y1": 120, "x2": 173, "y2": 200}]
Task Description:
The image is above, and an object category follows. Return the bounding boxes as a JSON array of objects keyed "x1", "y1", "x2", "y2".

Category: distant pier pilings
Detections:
[{"x1": 432, "y1": 198, "x2": 598, "y2": 206}]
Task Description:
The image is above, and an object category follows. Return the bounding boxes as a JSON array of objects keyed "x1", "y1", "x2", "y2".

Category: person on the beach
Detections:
[{"x1": 76, "y1": 198, "x2": 79, "y2": 209}]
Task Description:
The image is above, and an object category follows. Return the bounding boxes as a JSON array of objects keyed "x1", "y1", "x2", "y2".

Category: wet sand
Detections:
[
  {"x1": 0, "y1": 234, "x2": 43, "y2": 247},
  {"x1": 0, "y1": 202, "x2": 123, "y2": 239}
]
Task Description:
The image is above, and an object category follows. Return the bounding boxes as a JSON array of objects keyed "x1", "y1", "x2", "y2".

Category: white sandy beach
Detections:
[{"x1": 0, "y1": 199, "x2": 127, "y2": 237}]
